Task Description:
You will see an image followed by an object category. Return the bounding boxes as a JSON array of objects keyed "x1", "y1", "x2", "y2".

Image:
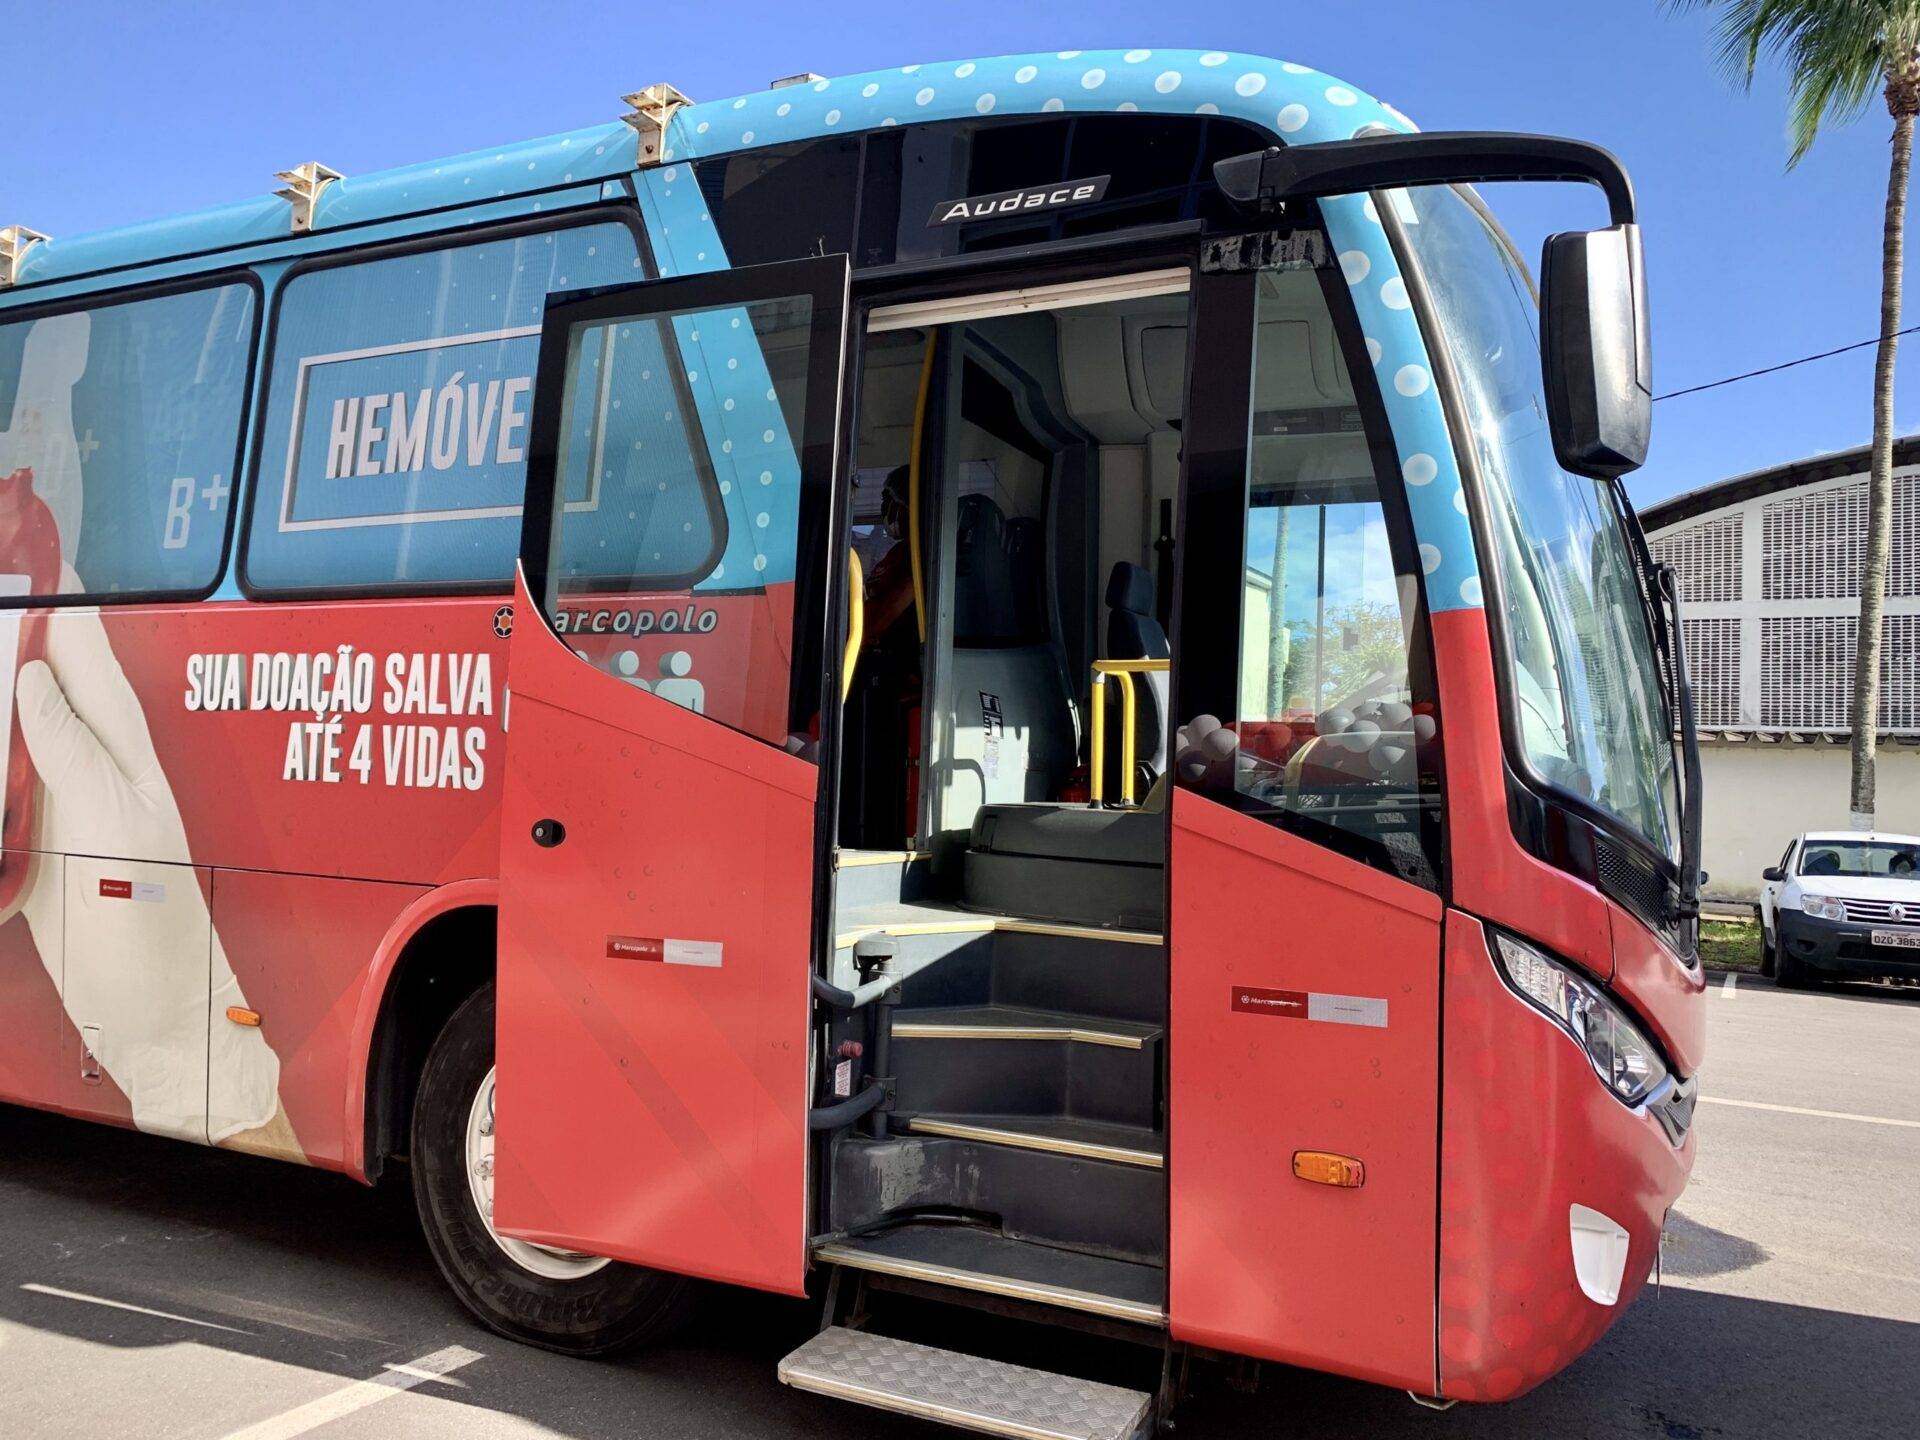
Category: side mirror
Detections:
[
  {"x1": 1762, "y1": 866, "x2": 1786, "y2": 883},
  {"x1": 1540, "y1": 224, "x2": 1651, "y2": 478}
]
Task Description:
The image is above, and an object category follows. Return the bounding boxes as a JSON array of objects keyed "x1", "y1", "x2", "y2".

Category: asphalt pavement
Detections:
[{"x1": 1, "y1": 969, "x2": 1915, "y2": 1440}]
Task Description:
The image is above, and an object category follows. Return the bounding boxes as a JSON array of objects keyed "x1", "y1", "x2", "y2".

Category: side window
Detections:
[
  {"x1": 690, "y1": 138, "x2": 862, "y2": 269},
  {"x1": 0, "y1": 281, "x2": 256, "y2": 599},
  {"x1": 246, "y1": 220, "x2": 643, "y2": 594},
  {"x1": 1179, "y1": 265, "x2": 1443, "y2": 887}
]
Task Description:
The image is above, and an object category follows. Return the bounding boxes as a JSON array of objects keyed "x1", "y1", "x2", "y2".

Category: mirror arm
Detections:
[{"x1": 1213, "y1": 132, "x2": 1636, "y2": 225}]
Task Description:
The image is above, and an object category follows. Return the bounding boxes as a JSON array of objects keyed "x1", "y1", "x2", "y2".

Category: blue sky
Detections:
[{"x1": 6, "y1": 0, "x2": 1915, "y2": 506}]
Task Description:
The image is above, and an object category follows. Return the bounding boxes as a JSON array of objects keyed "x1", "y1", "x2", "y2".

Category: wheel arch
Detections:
[{"x1": 344, "y1": 878, "x2": 500, "y2": 1183}]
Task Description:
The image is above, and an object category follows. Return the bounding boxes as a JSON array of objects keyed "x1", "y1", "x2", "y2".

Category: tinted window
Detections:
[
  {"x1": 0, "y1": 281, "x2": 256, "y2": 598},
  {"x1": 693, "y1": 138, "x2": 862, "y2": 269},
  {"x1": 247, "y1": 220, "x2": 642, "y2": 593}
]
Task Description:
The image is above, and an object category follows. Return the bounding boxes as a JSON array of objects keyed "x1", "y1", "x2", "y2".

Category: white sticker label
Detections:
[
  {"x1": 662, "y1": 938, "x2": 722, "y2": 968},
  {"x1": 1308, "y1": 992, "x2": 1388, "y2": 1028},
  {"x1": 131, "y1": 882, "x2": 166, "y2": 904},
  {"x1": 833, "y1": 1058, "x2": 853, "y2": 1098}
]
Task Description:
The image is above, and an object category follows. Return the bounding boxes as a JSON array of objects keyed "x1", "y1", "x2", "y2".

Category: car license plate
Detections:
[{"x1": 1871, "y1": 929, "x2": 1920, "y2": 950}]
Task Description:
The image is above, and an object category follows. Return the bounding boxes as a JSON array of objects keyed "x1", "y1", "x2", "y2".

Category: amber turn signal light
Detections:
[
  {"x1": 225, "y1": 1006, "x2": 262, "y2": 1027},
  {"x1": 1293, "y1": 1150, "x2": 1365, "y2": 1188}
]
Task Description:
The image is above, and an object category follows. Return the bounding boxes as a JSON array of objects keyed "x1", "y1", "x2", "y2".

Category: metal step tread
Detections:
[
  {"x1": 779, "y1": 1326, "x2": 1151, "y2": 1440},
  {"x1": 905, "y1": 1113, "x2": 1165, "y2": 1169},
  {"x1": 836, "y1": 898, "x2": 1161, "y2": 951},
  {"x1": 893, "y1": 1005, "x2": 1161, "y2": 1050},
  {"x1": 815, "y1": 1222, "x2": 1165, "y2": 1325}
]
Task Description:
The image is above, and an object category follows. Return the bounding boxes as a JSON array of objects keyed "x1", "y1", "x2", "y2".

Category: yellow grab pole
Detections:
[
  {"x1": 1090, "y1": 672, "x2": 1107, "y2": 806},
  {"x1": 1117, "y1": 671, "x2": 1137, "y2": 806},
  {"x1": 841, "y1": 548, "x2": 864, "y2": 702},
  {"x1": 907, "y1": 335, "x2": 935, "y2": 644}
]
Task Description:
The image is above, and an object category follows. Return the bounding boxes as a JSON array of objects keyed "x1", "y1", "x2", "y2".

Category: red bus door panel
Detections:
[
  {"x1": 493, "y1": 255, "x2": 849, "y2": 1297},
  {"x1": 1168, "y1": 788, "x2": 1442, "y2": 1392},
  {"x1": 494, "y1": 570, "x2": 817, "y2": 1293}
]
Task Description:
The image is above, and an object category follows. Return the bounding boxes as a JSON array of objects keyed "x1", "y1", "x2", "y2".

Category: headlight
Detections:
[
  {"x1": 1799, "y1": 894, "x2": 1846, "y2": 921},
  {"x1": 1492, "y1": 931, "x2": 1671, "y2": 1106}
]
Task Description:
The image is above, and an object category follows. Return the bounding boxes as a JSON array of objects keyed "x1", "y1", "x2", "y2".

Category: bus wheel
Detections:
[{"x1": 411, "y1": 981, "x2": 688, "y2": 1355}]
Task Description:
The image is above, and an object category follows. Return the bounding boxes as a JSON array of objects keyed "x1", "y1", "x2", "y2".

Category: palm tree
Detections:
[{"x1": 1671, "y1": 1, "x2": 1920, "y2": 826}]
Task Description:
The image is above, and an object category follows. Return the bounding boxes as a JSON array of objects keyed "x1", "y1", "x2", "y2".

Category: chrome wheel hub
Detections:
[{"x1": 465, "y1": 1066, "x2": 612, "y2": 1281}]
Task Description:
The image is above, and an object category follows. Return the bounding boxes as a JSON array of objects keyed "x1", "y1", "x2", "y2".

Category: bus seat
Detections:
[
  {"x1": 1005, "y1": 515, "x2": 1046, "y2": 640},
  {"x1": 964, "y1": 800, "x2": 1165, "y2": 930},
  {"x1": 955, "y1": 493, "x2": 1018, "y2": 640},
  {"x1": 1105, "y1": 561, "x2": 1169, "y2": 779},
  {"x1": 932, "y1": 494, "x2": 1077, "y2": 839}
]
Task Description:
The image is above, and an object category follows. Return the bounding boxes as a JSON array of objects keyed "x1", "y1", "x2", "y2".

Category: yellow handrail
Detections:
[
  {"x1": 841, "y1": 547, "x2": 864, "y2": 702},
  {"x1": 907, "y1": 335, "x2": 936, "y2": 644},
  {"x1": 1087, "y1": 658, "x2": 1171, "y2": 807}
]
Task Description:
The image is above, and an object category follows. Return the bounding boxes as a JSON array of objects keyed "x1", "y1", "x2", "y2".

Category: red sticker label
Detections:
[
  {"x1": 1232, "y1": 985, "x2": 1308, "y2": 1017},
  {"x1": 607, "y1": 935, "x2": 664, "y2": 962},
  {"x1": 99, "y1": 879, "x2": 133, "y2": 899}
]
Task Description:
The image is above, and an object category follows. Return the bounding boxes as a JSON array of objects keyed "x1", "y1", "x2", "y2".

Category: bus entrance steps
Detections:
[
  {"x1": 778, "y1": 1326, "x2": 1153, "y2": 1440},
  {"x1": 813, "y1": 1221, "x2": 1165, "y2": 1326}
]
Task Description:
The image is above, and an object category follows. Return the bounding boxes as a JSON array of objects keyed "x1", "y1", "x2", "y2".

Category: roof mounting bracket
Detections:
[
  {"x1": 621, "y1": 83, "x2": 692, "y2": 167},
  {"x1": 273, "y1": 162, "x2": 343, "y2": 234},
  {"x1": 0, "y1": 225, "x2": 48, "y2": 288}
]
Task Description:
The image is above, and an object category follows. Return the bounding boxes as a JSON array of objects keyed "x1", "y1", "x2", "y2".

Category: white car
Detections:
[{"x1": 1759, "y1": 831, "x2": 1920, "y2": 987}]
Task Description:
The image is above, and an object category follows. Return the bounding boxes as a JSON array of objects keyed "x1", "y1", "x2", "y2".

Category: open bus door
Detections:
[{"x1": 492, "y1": 256, "x2": 851, "y2": 1295}]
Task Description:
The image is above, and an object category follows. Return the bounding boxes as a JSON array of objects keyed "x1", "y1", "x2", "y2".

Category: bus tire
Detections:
[{"x1": 411, "y1": 981, "x2": 688, "y2": 1356}]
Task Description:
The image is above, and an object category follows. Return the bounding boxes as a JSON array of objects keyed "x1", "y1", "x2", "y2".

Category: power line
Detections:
[{"x1": 1654, "y1": 325, "x2": 1920, "y2": 402}]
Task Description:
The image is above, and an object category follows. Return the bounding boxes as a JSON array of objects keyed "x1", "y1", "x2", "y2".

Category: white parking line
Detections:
[
  {"x1": 20, "y1": 1283, "x2": 251, "y2": 1334},
  {"x1": 218, "y1": 1344, "x2": 483, "y2": 1440},
  {"x1": 1698, "y1": 1095, "x2": 1920, "y2": 1130},
  {"x1": 1722, "y1": 971, "x2": 1738, "y2": 997}
]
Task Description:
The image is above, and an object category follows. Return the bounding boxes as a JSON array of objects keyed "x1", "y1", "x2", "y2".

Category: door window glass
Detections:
[
  {"x1": 543, "y1": 287, "x2": 826, "y2": 751},
  {"x1": 1180, "y1": 266, "x2": 1442, "y2": 887}
]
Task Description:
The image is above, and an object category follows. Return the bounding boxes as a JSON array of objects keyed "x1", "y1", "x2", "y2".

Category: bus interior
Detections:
[{"x1": 817, "y1": 267, "x2": 1386, "y2": 1313}]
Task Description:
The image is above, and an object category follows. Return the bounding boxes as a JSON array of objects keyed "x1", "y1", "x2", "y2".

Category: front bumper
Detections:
[{"x1": 1778, "y1": 909, "x2": 1920, "y2": 977}]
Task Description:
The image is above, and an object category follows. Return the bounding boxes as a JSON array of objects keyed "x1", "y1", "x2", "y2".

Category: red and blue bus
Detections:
[{"x1": 0, "y1": 47, "x2": 1704, "y2": 1434}]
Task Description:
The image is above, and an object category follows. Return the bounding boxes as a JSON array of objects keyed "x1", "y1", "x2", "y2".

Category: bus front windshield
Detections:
[{"x1": 1396, "y1": 185, "x2": 1679, "y2": 861}]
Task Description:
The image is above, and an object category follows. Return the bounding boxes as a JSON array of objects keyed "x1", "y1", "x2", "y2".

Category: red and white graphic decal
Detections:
[
  {"x1": 1232, "y1": 986, "x2": 1308, "y2": 1017},
  {"x1": 606, "y1": 935, "x2": 723, "y2": 968},
  {"x1": 1231, "y1": 985, "x2": 1388, "y2": 1027},
  {"x1": 96, "y1": 878, "x2": 165, "y2": 903}
]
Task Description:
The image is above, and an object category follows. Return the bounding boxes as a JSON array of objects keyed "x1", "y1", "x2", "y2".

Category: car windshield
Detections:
[
  {"x1": 1798, "y1": 841, "x2": 1920, "y2": 880},
  {"x1": 1393, "y1": 184, "x2": 1679, "y2": 860}
]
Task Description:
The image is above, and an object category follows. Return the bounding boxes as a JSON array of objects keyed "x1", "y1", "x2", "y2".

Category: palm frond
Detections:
[{"x1": 1663, "y1": 0, "x2": 1920, "y2": 163}]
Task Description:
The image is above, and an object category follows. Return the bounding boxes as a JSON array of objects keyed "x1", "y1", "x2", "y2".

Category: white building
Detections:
[{"x1": 1644, "y1": 440, "x2": 1920, "y2": 902}]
